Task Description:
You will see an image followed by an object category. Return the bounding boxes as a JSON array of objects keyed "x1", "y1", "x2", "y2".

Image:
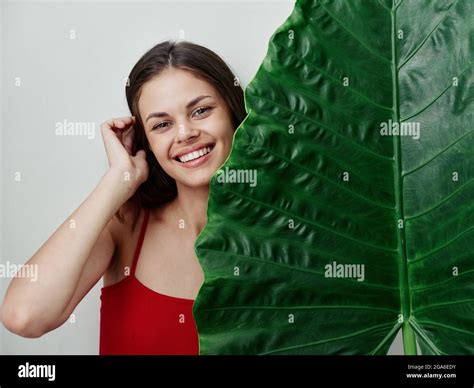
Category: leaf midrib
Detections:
[{"x1": 390, "y1": 2, "x2": 413, "y2": 351}]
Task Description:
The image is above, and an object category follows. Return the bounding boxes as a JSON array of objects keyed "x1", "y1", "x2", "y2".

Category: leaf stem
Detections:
[{"x1": 402, "y1": 321, "x2": 417, "y2": 355}]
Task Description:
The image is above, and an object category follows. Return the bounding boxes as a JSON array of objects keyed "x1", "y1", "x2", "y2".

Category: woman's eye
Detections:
[
  {"x1": 151, "y1": 108, "x2": 212, "y2": 130},
  {"x1": 193, "y1": 107, "x2": 212, "y2": 117},
  {"x1": 152, "y1": 122, "x2": 170, "y2": 130}
]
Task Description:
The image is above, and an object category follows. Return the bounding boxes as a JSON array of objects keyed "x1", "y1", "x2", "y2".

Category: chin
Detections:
[
  {"x1": 168, "y1": 159, "x2": 226, "y2": 189},
  {"x1": 175, "y1": 180, "x2": 211, "y2": 189},
  {"x1": 176, "y1": 171, "x2": 214, "y2": 188}
]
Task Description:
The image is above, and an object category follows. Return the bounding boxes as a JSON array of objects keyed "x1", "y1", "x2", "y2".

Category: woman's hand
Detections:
[{"x1": 100, "y1": 116, "x2": 149, "y2": 200}]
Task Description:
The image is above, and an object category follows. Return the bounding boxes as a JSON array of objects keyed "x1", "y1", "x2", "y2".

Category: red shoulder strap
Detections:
[{"x1": 130, "y1": 209, "x2": 150, "y2": 276}]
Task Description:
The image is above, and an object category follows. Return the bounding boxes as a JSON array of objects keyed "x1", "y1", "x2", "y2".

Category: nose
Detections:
[{"x1": 175, "y1": 122, "x2": 199, "y2": 143}]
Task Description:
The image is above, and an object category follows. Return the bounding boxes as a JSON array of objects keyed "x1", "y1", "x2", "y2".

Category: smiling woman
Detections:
[
  {"x1": 0, "y1": 39, "x2": 247, "y2": 356},
  {"x1": 123, "y1": 41, "x2": 247, "y2": 230},
  {"x1": 98, "y1": 40, "x2": 247, "y2": 354}
]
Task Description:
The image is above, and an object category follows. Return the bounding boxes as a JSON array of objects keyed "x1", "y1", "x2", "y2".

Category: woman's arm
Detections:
[
  {"x1": 1, "y1": 170, "x2": 125, "y2": 337},
  {"x1": 0, "y1": 117, "x2": 148, "y2": 337}
]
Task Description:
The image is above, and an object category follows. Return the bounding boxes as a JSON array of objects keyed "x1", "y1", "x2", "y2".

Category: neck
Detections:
[{"x1": 172, "y1": 183, "x2": 209, "y2": 237}]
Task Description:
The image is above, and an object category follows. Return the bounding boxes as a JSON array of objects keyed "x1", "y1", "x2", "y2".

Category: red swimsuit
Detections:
[{"x1": 99, "y1": 209, "x2": 199, "y2": 355}]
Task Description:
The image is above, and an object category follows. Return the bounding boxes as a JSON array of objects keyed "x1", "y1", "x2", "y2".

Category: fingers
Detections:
[
  {"x1": 101, "y1": 116, "x2": 135, "y2": 133},
  {"x1": 100, "y1": 116, "x2": 143, "y2": 170},
  {"x1": 100, "y1": 116, "x2": 136, "y2": 152},
  {"x1": 134, "y1": 149, "x2": 146, "y2": 159},
  {"x1": 122, "y1": 124, "x2": 135, "y2": 154}
]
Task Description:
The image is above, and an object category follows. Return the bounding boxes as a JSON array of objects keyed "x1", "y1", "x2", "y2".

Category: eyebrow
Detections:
[{"x1": 145, "y1": 95, "x2": 214, "y2": 123}]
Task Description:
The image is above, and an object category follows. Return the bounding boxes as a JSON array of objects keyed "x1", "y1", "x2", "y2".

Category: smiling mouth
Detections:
[{"x1": 174, "y1": 144, "x2": 215, "y2": 164}]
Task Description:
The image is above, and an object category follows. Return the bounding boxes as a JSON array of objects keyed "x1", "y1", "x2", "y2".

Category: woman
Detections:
[{"x1": 0, "y1": 40, "x2": 247, "y2": 355}]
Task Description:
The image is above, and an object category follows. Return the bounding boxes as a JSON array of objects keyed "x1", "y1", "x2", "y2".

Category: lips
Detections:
[
  {"x1": 174, "y1": 145, "x2": 214, "y2": 169},
  {"x1": 173, "y1": 143, "x2": 215, "y2": 164}
]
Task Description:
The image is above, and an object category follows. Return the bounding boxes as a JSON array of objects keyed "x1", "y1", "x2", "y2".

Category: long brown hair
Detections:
[{"x1": 117, "y1": 40, "x2": 246, "y2": 230}]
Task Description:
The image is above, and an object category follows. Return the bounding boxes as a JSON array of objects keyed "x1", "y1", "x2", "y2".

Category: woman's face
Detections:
[{"x1": 138, "y1": 67, "x2": 235, "y2": 188}]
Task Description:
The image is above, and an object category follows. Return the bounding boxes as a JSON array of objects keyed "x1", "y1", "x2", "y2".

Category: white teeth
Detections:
[{"x1": 177, "y1": 145, "x2": 213, "y2": 163}]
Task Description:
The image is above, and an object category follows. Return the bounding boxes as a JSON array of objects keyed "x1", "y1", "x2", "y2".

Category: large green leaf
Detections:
[{"x1": 193, "y1": 0, "x2": 474, "y2": 355}]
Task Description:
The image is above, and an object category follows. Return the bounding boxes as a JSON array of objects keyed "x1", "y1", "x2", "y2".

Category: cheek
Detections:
[
  {"x1": 149, "y1": 138, "x2": 171, "y2": 164},
  {"x1": 221, "y1": 133, "x2": 233, "y2": 154},
  {"x1": 212, "y1": 114, "x2": 235, "y2": 144},
  {"x1": 221, "y1": 124, "x2": 235, "y2": 153}
]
